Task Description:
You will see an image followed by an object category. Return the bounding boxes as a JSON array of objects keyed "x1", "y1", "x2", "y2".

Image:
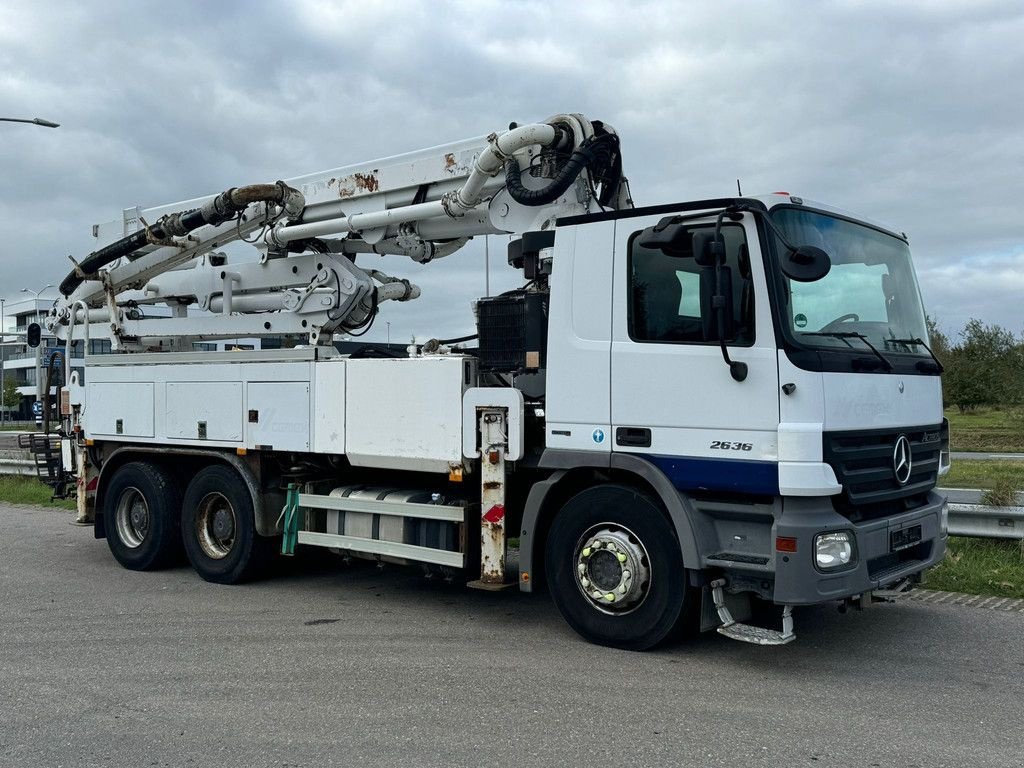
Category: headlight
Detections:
[
  {"x1": 940, "y1": 501, "x2": 949, "y2": 538},
  {"x1": 815, "y1": 531, "x2": 855, "y2": 570}
]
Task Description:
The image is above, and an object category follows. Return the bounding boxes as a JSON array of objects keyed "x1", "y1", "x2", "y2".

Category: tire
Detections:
[
  {"x1": 181, "y1": 464, "x2": 275, "y2": 584},
  {"x1": 545, "y1": 484, "x2": 691, "y2": 650},
  {"x1": 103, "y1": 461, "x2": 184, "y2": 571}
]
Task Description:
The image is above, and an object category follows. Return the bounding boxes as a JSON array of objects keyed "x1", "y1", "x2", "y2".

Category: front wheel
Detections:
[
  {"x1": 546, "y1": 484, "x2": 692, "y2": 650},
  {"x1": 181, "y1": 464, "x2": 274, "y2": 584}
]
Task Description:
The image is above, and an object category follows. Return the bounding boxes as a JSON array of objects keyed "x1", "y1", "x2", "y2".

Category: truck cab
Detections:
[{"x1": 528, "y1": 193, "x2": 948, "y2": 643}]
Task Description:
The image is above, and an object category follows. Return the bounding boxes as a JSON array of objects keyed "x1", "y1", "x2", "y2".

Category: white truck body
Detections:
[
  {"x1": 41, "y1": 113, "x2": 949, "y2": 649},
  {"x1": 77, "y1": 350, "x2": 477, "y2": 473}
]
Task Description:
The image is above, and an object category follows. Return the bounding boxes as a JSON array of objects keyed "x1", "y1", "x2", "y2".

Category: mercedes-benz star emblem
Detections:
[
  {"x1": 898, "y1": 380, "x2": 905, "y2": 394},
  {"x1": 893, "y1": 435, "x2": 912, "y2": 485}
]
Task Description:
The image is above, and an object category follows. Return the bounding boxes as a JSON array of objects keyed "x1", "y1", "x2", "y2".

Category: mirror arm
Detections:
[
  {"x1": 715, "y1": 312, "x2": 748, "y2": 381},
  {"x1": 728, "y1": 203, "x2": 797, "y2": 251},
  {"x1": 713, "y1": 211, "x2": 748, "y2": 382}
]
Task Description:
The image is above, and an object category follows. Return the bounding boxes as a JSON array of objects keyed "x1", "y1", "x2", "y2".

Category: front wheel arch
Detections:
[{"x1": 519, "y1": 459, "x2": 701, "y2": 593}]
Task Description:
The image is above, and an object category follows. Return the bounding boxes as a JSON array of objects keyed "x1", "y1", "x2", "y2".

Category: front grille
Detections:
[{"x1": 824, "y1": 422, "x2": 945, "y2": 521}]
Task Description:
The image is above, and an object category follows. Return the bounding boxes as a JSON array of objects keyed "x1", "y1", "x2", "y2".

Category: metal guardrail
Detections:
[
  {"x1": 947, "y1": 504, "x2": 1024, "y2": 540},
  {"x1": 943, "y1": 487, "x2": 1024, "y2": 506},
  {"x1": 943, "y1": 487, "x2": 1024, "y2": 540},
  {"x1": 0, "y1": 421, "x2": 36, "y2": 430},
  {"x1": 0, "y1": 456, "x2": 37, "y2": 476}
]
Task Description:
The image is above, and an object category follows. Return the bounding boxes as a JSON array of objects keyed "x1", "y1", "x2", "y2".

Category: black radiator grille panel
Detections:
[{"x1": 824, "y1": 422, "x2": 945, "y2": 520}]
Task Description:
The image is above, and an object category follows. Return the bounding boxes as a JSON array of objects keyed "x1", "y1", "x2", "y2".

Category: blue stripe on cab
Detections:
[{"x1": 640, "y1": 453, "x2": 780, "y2": 496}]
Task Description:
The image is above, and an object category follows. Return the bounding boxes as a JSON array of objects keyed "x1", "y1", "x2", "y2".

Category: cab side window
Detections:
[{"x1": 628, "y1": 224, "x2": 755, "y2": 346}]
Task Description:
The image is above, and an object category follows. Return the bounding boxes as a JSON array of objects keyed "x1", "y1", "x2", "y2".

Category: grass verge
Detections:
[
  {"x1": 945, "y1": 406, "x2": 1024, "y2": 453},
  {"x1": 941, "y1": 460, "x2": 1024, "y2": 491},
  {"x1": 924, "y1": 536, "x2": 1024, "y2": 599},
  {"x1": 0, "y1": 476, "x2": 76, "y2": 510}
]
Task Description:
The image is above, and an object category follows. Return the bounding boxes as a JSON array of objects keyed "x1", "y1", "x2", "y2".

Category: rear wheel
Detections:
[
  {"x1": 546, "y1": 484, "x2": 691, "y2": 650},
  {"x1": 181, "y1": 464, "x2": 274, "y2": 584},
  {"x1": 103, "y1": 461, "x2": 183, "y2": 570}
]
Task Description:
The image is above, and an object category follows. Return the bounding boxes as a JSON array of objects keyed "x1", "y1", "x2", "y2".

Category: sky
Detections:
[{"x1": 1, "y1": 0, "x2": 1022, "y2": 344}]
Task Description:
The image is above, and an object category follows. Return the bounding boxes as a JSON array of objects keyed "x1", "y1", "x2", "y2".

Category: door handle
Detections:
[{"x1": 615, "y1": 427, "x2": 651, "y2": 448}]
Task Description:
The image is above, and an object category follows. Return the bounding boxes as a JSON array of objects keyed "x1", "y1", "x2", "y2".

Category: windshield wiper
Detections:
[
  {"x1": 801, "y1": 331, "x2": 895, "y2": 372},
  {"x1": 885, "y1": 337, "x2": 945, "y2": 373}
]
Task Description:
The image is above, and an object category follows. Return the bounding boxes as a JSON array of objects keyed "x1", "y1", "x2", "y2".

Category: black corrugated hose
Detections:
[
  {"x1": 59, "y1": 182, "x2": 301, "y2": 297},
  {"x1": 503, "y1": 131, "x2": 622, "y2": 208}
]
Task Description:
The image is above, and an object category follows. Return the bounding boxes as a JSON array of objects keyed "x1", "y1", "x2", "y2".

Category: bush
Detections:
[{"x1": 981, "y1": 478, "x2": 1021, "y2": 508}]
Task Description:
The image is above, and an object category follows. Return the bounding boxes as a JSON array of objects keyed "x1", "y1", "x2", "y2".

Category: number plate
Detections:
[{"x1": 890, "y1": 525, "x2": 922, "y2": 552}]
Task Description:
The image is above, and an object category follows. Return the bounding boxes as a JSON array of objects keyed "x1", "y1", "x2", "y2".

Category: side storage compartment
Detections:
[
  {"x1": 345, "y1": 356, "x2": 476, "y2": 473},
  {"x1": 246, "y1": 382, "x2": 310, "y2": 451},
  {"x1": 166, "y1": 382, "x2": 243, "y2": 442},
  {"x1": 86, "y1": 383, "x2": 155, "y2": 438}
]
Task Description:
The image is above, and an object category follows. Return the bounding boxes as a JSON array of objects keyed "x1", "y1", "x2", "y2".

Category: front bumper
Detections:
[{"x1": 773, "y1": 491, "x2": 947, "y2": 605}]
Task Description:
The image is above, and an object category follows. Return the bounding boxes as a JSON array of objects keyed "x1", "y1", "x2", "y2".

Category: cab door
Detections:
[{"x1": 610, "y1": 211, "x2": 781, "y2": 495}]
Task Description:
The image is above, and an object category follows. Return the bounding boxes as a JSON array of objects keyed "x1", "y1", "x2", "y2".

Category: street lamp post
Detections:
[
  {"x1": 21, "y1": 285, "x2": 54, "y2": 428},
  {"x1": 0, "y1": 117, "x2": 60, "y2": 128}
]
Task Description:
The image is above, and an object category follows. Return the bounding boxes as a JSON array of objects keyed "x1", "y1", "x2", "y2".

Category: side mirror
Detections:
[
  {"x1": 781, "y1": 245, "x2": 831, "y2": 282},
  {"x1": 27, "y1": 323, "x2": 41, "y2": 348},
  {"x1": 636, "y1": 222, "x2": 692, "y2": 258}
]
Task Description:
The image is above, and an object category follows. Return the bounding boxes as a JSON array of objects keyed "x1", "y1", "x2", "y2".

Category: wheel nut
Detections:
[{"x1": 616, "y1": 552, "x2": 627, "y2": 563}]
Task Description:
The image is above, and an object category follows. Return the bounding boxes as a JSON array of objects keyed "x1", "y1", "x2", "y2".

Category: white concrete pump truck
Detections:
[{"x1": 37, "y1": 112, "x2": 950, "y2": 649}]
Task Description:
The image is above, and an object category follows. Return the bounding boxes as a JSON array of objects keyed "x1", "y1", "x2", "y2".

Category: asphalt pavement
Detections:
[{"x1": 2, "y1": 502, "x2": 1023, "y2": 768}]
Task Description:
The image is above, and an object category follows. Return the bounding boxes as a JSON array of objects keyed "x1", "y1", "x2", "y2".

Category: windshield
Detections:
[{"x1": 774, "y1": 208, "x2": 930, "y2": 357}]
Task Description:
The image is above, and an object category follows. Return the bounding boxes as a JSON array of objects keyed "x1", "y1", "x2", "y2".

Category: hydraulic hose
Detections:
[
  {"x1": 504, "y1": 132, "x2": 621, "y2": 208},
  {"x1": 59, "y1": 181, "x2": 304, "y2": 297}
]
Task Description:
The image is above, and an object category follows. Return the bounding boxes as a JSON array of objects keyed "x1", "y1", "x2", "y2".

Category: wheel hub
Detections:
[
  {"x1": 196, "y1": 493, "x2": 236, "y2": 560},
  {"x1": 575, "y1": 526, "x2": 651, "y2": 614},
  {"x1": 114, "y1": 487, "x2": 149, "y2": 549},
  {"x1": 587, "y1": 549, "x2": 623, "y2": 591},
  {"x1": 212, "y1": 508, "x2": 234, "y2": 539},
  {"x1": 129, "y1": 503, "x2": 148, "y2": 533}
]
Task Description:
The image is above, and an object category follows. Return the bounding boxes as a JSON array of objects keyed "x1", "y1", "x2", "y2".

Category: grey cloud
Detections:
[{"x1": 1, "y1": 0, "x2": 1021, "y2": 341}]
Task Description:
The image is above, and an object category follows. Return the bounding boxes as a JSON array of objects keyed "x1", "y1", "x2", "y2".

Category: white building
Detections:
[{"x1": 1, "y1": 296, "x2": 83, "y2": 420}]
